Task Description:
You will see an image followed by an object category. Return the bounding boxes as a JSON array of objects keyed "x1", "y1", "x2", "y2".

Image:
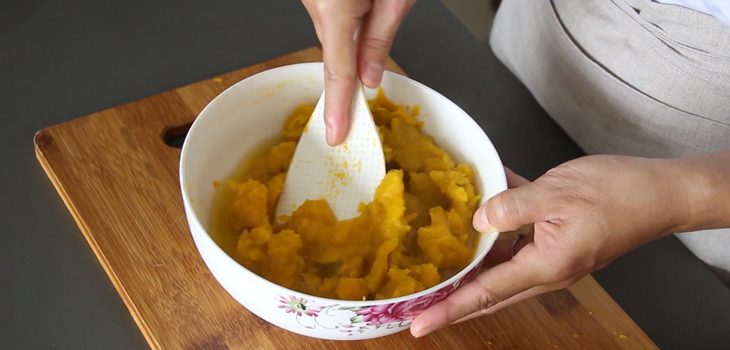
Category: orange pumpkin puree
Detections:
[{"x1": 214, "y1": 90, "x2": 480, "y2": 300}]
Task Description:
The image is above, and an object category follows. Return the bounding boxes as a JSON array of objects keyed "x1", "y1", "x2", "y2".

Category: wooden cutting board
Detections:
[{"x1": 34, "y1": 47, "x2": 656, "y2": 349}]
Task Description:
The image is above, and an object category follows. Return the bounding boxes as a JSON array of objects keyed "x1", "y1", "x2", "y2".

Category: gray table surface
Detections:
[{"x1": 2, "y1": 0, "x2": 729, "y2": 349}]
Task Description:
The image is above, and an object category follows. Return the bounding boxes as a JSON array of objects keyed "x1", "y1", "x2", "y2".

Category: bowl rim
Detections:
[{"x1": 179, "y1": 62, "x2": 507, "y2": 306}]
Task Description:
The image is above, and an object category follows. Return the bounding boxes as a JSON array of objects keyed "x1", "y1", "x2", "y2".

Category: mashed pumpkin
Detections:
[{"x1": 213, "y1": 90, "x2": 481, "y2": 300}]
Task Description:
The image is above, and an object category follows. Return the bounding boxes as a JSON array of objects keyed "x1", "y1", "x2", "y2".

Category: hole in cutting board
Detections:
[{"x1": 163, "y1": 122, "x2": 193, "y2": 148}]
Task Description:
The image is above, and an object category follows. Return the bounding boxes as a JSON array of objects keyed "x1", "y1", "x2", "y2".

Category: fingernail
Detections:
[
  {"x1": 473, "y1": 206, "x2": 496, "y2": 233},
  {"x1": 324, "y1": 112, "x2": 337, "y2": 145},
  {"x1": 326, "y1": 125, "x2": 337, "y2": 146},
  {"x1": 411, "y1": 325, "x2": 433, "y2": 338},
  {"x1": 362, "y1": 61, "x2": 384, "y2": 88}
]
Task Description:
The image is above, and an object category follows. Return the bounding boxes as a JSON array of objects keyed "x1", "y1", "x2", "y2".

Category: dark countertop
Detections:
[{"x1": 2, "y1": 1, "x2": 729, "y2": 348}]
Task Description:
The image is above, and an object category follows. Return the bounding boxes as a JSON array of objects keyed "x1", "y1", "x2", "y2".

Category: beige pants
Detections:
[{"x1": 490, "y1": 0, "x2": 730, "y2": 284}]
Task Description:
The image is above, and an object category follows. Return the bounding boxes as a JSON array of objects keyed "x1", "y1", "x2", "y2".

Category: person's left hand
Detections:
[{"x1": 410, "y1": 155, "x2": 693, "y2": 337}]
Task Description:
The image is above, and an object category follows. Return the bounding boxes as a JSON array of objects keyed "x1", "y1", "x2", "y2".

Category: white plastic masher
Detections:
[{"x1": 275, "y1": 82, "x2": 386, "y2": 221}]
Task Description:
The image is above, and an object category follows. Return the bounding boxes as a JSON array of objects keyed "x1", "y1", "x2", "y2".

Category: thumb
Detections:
[{"x1": 473, "y1": 182, "x2": 549, "y2": 232}]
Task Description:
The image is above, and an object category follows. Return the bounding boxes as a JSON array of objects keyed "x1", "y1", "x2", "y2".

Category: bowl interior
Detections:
[{"x1": 180, "y1": 62, "x2": 507, "y2": 303}]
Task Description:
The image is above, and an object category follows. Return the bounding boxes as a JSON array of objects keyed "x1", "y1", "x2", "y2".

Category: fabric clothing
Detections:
[
  {"x1": 656, "y1": 0, "x2": 730, "y2": 26},
  {"x1": 489, "y1": 0, "x2": 730, "y2": 284}
]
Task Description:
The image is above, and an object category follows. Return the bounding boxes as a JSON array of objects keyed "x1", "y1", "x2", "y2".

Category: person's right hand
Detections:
[{"x1": 302, "y1": 0, "x2": 415, "y2": 145}]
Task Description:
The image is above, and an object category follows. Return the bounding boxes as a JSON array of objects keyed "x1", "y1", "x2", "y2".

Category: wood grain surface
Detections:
[{"x1": 34, "y1": 47, "x2": 656, "y2": 349}]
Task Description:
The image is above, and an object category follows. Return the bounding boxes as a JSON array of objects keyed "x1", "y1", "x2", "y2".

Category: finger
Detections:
[
  {"x1": 453, "y1": 283, "x2": 558, "y2": 324},
  {"x1": 321, "y1": 15, "x2": 361, "y2": 146},
  {"x1": 301, "y1": 1, "x2": 324, "y2": 41},
  {"x1": 504, "y1": 166, "x2": 530, "y2": 188},
  {"x1": 358, "y1": 0, "x2": 415, "y2": 87},
  {"x1": 472, "y1": 166, "x2": 530, "y2": 233},
  {"x1": 454, "y1": 270, "x2": 583, "y2": 324},
  {"x1": 473, "y1": 181, "x2": 552, "y2": 233},
  {"x1": 315, "y1": 0, "x2": 372, "y2": 145},
  {"x1": 410, "y1": 245, "x2": 544, "y2": 338}
]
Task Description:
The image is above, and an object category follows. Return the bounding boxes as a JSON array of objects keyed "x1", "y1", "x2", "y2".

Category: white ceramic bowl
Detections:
[{"x1": 180, "y1": 62, "x2": 507, "y2": 340}]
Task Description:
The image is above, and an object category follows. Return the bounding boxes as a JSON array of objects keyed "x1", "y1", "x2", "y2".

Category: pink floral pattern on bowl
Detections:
[
  {"x1": 277, "y1": 263, "x2": 483, "y2": 335},
  {"x1": 278, "y1": 295, "x2": 324, "y2": 317}
]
